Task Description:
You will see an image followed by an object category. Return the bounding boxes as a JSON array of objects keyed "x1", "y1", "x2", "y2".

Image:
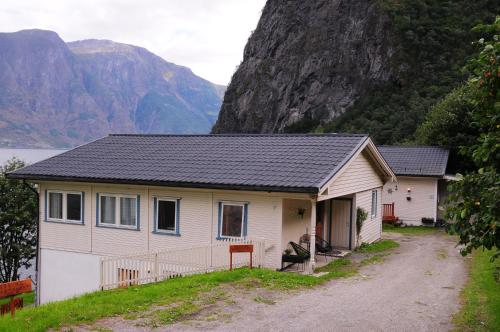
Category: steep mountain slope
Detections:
[
  {"x1": 213, "y1": 0, "x2": 499, "y2": 143},
  {"x1": 0, "y1": 30, "x2": 223, "y2": 148}
]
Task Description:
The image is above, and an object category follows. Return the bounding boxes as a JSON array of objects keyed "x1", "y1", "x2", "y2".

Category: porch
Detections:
[{"x1": 281, "y1": 197, "x2": 354, "y2": 272}]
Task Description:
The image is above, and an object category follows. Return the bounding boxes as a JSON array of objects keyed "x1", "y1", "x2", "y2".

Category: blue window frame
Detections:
[{"x1": 95, "y1": 193, "x2": 140, "y2": 230}]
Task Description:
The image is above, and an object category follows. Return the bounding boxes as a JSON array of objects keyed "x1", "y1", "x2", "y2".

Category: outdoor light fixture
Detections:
[
  {"x1": 297, "y1": 208, "x2": 306, "y2": 218},
  {"x1": 406, "y1": 187, "x2": 412, "y2": 201}
]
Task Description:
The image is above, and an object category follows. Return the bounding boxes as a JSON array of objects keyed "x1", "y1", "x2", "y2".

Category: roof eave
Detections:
[{"x1": 6, "y1": 173, "x2": 319, "y2": 194}]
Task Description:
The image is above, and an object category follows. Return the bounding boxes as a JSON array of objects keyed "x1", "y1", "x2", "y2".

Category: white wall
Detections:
[
  {"x1": 40, "y1": 249, "x2": 100, "y2": 304},
  {"x1": 382, "y1": 176, "x2": 438, "y2": 226},
  {"x1": 38, "y1": 182, "x2": 292, "y2": 302},
  {"x1": 356, "y1": 188, "x2": 382, "y2": 245}
]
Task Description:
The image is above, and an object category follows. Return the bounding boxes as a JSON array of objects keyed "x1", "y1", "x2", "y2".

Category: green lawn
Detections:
[
  {"x1": 0, "y1": 291, "x2": 35, "y2": 307},
  {"x1": 383, "y1": 224, "x2": 441, "y2": 235},
  {"x1": 453, "y1": 249, "x2": 500, "y2": 332},
  {"x1": 355, "y1": 239, "x2": 400, "y2": 253},
  {"x1": 314, "y1": 258, "x2": 359, "y2": 278},
  {"x1": 0, "y1": 267, "x2": 344, "y2": 332}
]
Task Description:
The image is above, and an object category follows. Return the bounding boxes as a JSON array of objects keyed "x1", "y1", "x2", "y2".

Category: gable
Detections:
[{"x1": 325, "y1": 150, "x2": 385, "y2": 199}]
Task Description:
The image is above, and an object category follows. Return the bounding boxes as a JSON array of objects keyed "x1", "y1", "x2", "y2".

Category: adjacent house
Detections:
[
  {"x1": 9, "y1": 134, "x2": 395, "y2": 304},
  {"x1": 378, "y1": 146, "x2": 451, "y2": 226}
]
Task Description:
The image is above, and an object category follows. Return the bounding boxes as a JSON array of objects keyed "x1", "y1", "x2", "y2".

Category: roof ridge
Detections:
[
  {"x1": 109, "y1": 133, "x2": 369, "y2": 138},
  {"x1": 377, "y1": 145, "x2": 449, "y2": 149}
]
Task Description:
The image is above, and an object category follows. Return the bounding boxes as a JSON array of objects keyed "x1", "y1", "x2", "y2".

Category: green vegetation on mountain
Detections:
[{"x1": 322, "y1": 0, "x2": 499, "y2": 144}]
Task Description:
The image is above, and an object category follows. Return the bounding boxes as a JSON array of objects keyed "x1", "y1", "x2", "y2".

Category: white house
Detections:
[
  {"x1": 9, "y1": 134, "x2": 395, "y2": 304},
  {"x1": 378, "y1": 146, "x2": 450, "y2": 226}
]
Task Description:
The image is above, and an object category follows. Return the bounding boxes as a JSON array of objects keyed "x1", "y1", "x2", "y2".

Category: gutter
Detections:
[
  {"x1": 22, "y1": 180, "x2": 40, "y2": 306},
  {"x1": 7, "y1": 173, "x2": 319, "y2": 195}
]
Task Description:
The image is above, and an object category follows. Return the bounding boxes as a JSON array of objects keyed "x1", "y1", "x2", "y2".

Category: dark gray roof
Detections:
[
  {"x1": 9, "y1": 134, "x2": 369, "y2": 193},
  {"x1": 377, "y1": 146, "x2": 449, "y2": 177}
]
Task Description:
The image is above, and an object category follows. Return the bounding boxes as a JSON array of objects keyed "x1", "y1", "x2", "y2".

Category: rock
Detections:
[{"x1": 212, "y1": 0, "x2": 395, "y2": 134}]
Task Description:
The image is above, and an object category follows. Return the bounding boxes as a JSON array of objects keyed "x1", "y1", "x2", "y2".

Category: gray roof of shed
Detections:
[
  {"x1": 377, "y1": 146, "x2": 449, "y2": 177},
  {"x1": 9, "y1": 134, "x2": 370, "y2": 193}
]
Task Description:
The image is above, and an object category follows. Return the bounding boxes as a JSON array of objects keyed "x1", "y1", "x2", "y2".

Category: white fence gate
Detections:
[{"x1": 100, "y1": 238, "x2": 265, "y2": 290}]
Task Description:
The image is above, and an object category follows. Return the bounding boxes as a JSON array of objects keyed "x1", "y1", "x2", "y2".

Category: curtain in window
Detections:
[
  {"x1": 49, "y1": 192, "x2": 63, "y2": 219},
  {"x1": 371, "y1": 190, "x2": 378, "y2": 216},
  {"x1": 101, "y1": 196, "x2": 116, "y2": 224},
  {"x1": 120, "y1": 197, "x2": 136, "y2": 226}
]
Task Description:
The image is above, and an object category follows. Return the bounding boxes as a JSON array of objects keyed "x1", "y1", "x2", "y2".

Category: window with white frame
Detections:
[
  {"x1": 371, "y1": 189, "x2": 378, "y2": 217},
  {"x1": 47, "y1": 190, "x2": 83, "y2": 223},
  {"x1": 220, "y1": 202, "x2": 246, "y2": 238},
  {"x1": 98, "y1": 194, "x2": 138, "y2": 229},
  {"x1": 154, "y1": 198, "x2": 178, "y2": 234}
]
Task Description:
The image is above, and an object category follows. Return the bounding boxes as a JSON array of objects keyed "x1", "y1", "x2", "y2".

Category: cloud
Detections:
[{"x1": 0, "y1": 0, "x2": 266, "y2": 85}]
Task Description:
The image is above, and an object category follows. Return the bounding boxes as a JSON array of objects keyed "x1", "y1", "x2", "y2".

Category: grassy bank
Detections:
[
  {"x1": 453, "y1": 249, "x2": 500, "y2": 332},
  {"x1": 0, "y1": 291, "x2": 35, "y2": 307},
  {"x1": 355, "y1": 239, "x2": 399, "y2": 253},
  {"x1": 0, "y1": 266, "x2": 350, "y2": 331},
  {"x1": 0, "y1": 240, "x2": 400, "y2": 331},
  {"x1": 383, "y1": 224, "x2": 441, "y2": 235}
]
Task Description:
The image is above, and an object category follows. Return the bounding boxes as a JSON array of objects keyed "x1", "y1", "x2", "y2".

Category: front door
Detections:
[{"x1": 331, "y1": 199, "x2": 352, "y2": 249}]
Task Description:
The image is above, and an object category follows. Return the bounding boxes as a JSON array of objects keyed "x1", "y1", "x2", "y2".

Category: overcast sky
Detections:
[{"x1": 0, "y1": 0, "x2": 266, "y2": 85}]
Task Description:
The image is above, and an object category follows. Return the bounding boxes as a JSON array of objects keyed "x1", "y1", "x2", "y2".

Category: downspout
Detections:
[{"x1": 23, "y1": 180, "x2": 40, "y2": 306}]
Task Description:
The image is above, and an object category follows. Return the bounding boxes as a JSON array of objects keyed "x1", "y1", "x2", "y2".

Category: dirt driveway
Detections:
[{"x1": 161, "y1": 232, "x2": 467, "y2": 332}]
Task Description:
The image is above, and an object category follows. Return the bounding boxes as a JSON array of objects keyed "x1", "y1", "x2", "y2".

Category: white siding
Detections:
[
  {"x1": 38, "y1": 182, "x2": 286, "y2": 272},
  {"x1": 356, "y1": 188, "x2": 382, "y2": 245},
  {"x1": 39, "y1": 183, "x2": 92, "y2": 252},
  {"x1": 329, "y1": 151, "x2": 384, "y2": 198},
  {"x1": 382, "y1": 177, "x2": 438, "y2": 225},
  {"x1": 40, "y1": 249, "x2": 100, "y2": 304}
]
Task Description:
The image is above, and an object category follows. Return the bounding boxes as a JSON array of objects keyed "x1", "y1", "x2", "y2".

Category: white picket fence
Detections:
[{"x1": 100, "y1": 238, "x2": 266, "y2": 290}]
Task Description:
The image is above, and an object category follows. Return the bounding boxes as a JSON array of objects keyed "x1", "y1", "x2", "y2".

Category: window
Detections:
[
  {"x1": 48, "y1": 192, "x2": 63, "y2": 219},
  {"x1": 154, "y1": 198, "x2": 178, "y2": 234},
  {"x1": 371, "y1": 190, "x2": 378, "y2": 217},
  {"x1": 219, "y1": 202, "x2": 247, "y2": 238},
  {"x1": 98, "y1": 194, "x2": 139, "y2": 229},
  {"x1": 47, "y1": 191, "x2": 83, "y2": 223}
]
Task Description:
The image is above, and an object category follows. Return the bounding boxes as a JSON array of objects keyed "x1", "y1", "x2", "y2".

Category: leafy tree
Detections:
[
  {"x1": 321, "y1": 0, "x2": 499, "y2": 144},
  {"x1": 446, "y1": 17, "x2": 500, "y2": 260},
  {"x1": 415, "y1": 83, "x2": 479, "y2": 173},
  {"x1": 0, "y1": 158, "x2": 37, "y2": 282}
]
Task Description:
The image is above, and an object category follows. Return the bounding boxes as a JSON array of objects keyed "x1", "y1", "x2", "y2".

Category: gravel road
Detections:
[{"x1": 169, "y1": 232, "x2": 467, "y2": 332}]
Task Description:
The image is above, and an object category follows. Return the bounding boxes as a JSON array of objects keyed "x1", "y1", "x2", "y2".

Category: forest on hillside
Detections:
[{"x1": 321, "y1": 0, "x2": 500, "y2": 145}]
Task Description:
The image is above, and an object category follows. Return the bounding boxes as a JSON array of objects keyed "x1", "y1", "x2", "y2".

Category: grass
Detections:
[
  {"x1": 314, "y1": 258, "x2": 359, "y2": 279},
  {"x1": 355, "y1": 239, "x2": 399, "y2": 253},
  {"x1": 383, "y1": 224, "x2": 441, "y2": 234},
  {"x1": 0, "y1": 291, "x2": 35, "y2": 307},
  {"x1": 453, "y1": 249, "x2": 500, "y2": 332},
  {"x1": 0, "y1": 241, "x2": 400, "y2": 331},
  {"x1": 0, "y1": 268, "x2": 331, "y2": 332}
]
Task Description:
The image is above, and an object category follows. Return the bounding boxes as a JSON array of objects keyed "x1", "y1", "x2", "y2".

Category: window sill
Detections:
[
  {"x1": 216, "y1": 236, "x2": 244, "y2": 241},
  {"x1": 152, "y1": 231, "x2": 181, "y2": 237},
  {"x1": 45, "y1": 219, "x2": 84, "y2": 226},
  {"x1": 96, "y1": 224, "x2": 140, "y2": 231}
]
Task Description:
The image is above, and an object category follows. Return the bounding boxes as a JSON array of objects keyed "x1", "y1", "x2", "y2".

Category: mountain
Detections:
[
  {"x1": 212, "y1": 0, "x2": 499, "y2": 144},
  {"x1": 0, "y1": 30, "x2": 224, "y2": 148}
]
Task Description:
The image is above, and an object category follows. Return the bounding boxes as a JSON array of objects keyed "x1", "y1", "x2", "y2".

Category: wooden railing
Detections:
[
  {"x1": 382, "y1": 203, "x2": 397, "y2": 222},
  {"x1": 100, "y1": 238, "x2": 266, "y2": 290}
]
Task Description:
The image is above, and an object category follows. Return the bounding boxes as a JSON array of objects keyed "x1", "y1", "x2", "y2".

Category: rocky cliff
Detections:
[
  {"x1": 0, "y1": 30, "x2": 223, "y2": 148},
  {"x1": 213, "y1": 0, "x2": 395, "y2": 134},
  {"x1": 213, "y1": 0, "x2": 499, "y2": 143}
]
